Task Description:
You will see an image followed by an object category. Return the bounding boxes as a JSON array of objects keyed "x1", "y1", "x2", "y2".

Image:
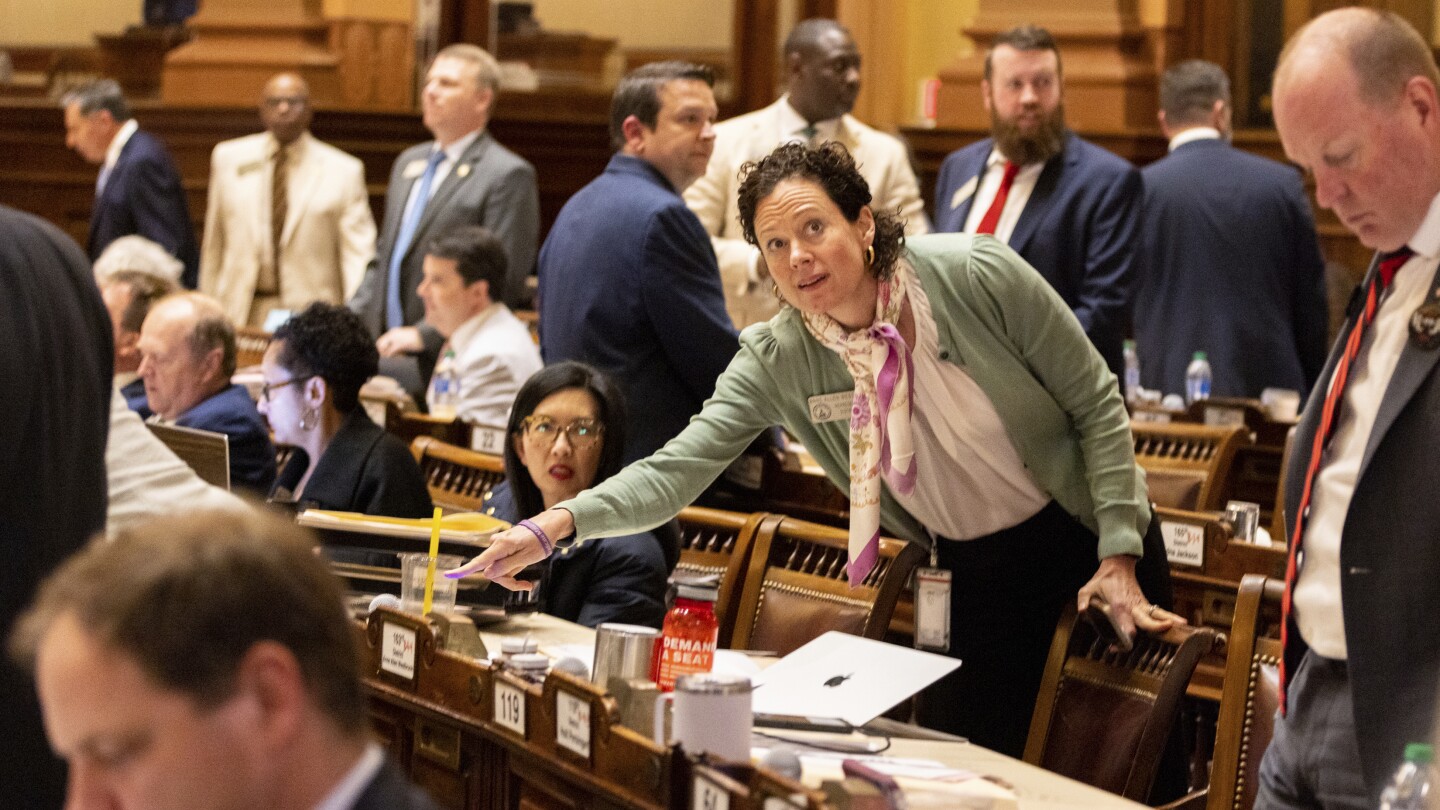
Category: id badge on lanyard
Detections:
[{"x1": 914, "y1": 542, "x2": 951, "y2": 653}]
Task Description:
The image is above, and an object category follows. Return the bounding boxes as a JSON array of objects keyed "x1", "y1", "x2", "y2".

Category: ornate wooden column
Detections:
[
  {"x1": 933, "y1": 0, "x2": 1155, "y2": 132},
  {"x1": 161, "y1": 0, "x2": 341, "y2": 105}
]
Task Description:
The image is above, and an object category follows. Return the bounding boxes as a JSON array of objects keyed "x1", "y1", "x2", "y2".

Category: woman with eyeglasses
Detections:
[
  {"x1": 480, "y1": 362, "x2": 673, "y2": 628},
  {"x1": 259, "y1": 302, "x2": 432, "y2": 519}
]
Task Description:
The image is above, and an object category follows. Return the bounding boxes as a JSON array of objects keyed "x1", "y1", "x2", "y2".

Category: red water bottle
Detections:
[{"x1": 651, "y1": 583, "x2": 719, "y2": 691}]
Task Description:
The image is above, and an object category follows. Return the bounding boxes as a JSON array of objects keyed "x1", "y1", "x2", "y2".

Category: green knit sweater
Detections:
[{"x1": 562, "y1": 233, "x2": 1150, "y2": 559}]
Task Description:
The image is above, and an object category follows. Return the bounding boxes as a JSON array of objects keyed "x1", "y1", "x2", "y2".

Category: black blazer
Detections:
[
  {"x1": 272, "y1": 409, "x2": 432, "y2": 519},
  {"x1": 485, "y1": 482, "x2": 670, "y2": 629},
  {"x1": 354, "y1": 760, "x2": 443, "y2": 810},
  {"x1": 0, "y1": 205, "x2": 113, "y2": 808}
]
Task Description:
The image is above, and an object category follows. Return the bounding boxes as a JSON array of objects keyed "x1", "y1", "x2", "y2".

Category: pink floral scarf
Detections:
[{"x1": 800, "y1": 264, "x2": 918, "y2": 586}]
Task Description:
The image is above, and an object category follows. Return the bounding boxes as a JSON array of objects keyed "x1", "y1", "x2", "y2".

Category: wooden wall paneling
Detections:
[
  {"x1": 733, "y1": 0, "x2": 782, "y2": 112},
  {"x1": 330, "y1": 19, "x2": 416, "y2": 110}
]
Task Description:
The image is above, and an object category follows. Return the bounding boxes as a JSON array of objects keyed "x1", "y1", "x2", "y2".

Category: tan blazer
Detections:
[
  {"x1": 684, "y1": 98, "x2": 930, "y2": 327},
  {"x1": 201, "y1": 131, "x2": 376, "y2": 326}
]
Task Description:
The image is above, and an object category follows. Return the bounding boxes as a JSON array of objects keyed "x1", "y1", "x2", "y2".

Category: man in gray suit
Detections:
[
  {"x1": 350, "y1": 44, "x2": 539, "y2": 394},
  {"x1": 10, "y1": 508, "x2": 441, "y2": 810},
  {"x1": 1264, "y1": 8, "x2": 1440, "y2": 806}
]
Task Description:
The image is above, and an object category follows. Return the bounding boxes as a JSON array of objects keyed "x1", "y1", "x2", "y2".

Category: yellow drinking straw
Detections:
[{"x1": 422, "y1": 506, "x2": 442, "y2": 614}]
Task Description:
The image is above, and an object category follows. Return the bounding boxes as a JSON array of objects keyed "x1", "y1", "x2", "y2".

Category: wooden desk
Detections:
[{"x1": 368, "y1": 611, "x2": 1147, "y2": 809}]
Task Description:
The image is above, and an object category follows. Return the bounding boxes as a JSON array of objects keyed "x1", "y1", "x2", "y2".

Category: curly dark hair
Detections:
[
  {"x1": 271, "y1": 302, "x2": 378, "y2": 414},
  {"x1": 736, "y1": 141, "x2": 906, "y2": 281}
]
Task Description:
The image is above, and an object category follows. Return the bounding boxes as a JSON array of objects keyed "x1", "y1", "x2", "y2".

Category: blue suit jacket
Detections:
[
  {"x1": 538, "y1": 155, "x2": 739, "y2": 462},
  {"x1": 175, "y1": 383, "x2": 275, "y2": 493},
  {"x1": 1136, "y1": 138, "x2": 1327, "y2": 398},
  {"x1": 934, "y1": 132, "x2": 1141, "y2": 374},
  {"x1": 88, "y1": 128, "x2": 199, "y2": 288}
]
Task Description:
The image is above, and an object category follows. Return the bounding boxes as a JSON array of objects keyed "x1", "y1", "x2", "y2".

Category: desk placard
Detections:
[
  {"x1": 1203, "y1": 405, "x2": 1246, "y2": 428},
  {"x1": 493, "y1": 679, "x2": 527, "y2": 737},
  {"x1": 555, "y1": 689, "x2": 592, "y2": 760},
  {"x1": 470, "y1": 424, "x2": 506, "y2": 454},
  {"x1": 1161, "y1": 521, "x2": 1205, "y2": 567},
  {"x1": 692, "y1": 775, "x2": 730, "y2": 810},
  {"x1": 380, "y1": 622, "x2": 417, "y2": 681}
]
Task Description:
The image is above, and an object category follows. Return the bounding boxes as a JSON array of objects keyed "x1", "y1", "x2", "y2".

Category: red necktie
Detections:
[
  {"x1": 975, "y1": 161, "x2": 1020, "y2": 236},
  {"x1": 1278, "y1": 246, "x2": 1412, "y2": 715}
]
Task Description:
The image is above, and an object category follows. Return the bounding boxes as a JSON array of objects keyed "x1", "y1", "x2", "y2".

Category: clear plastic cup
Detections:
[{"x1": 397, "y1": 553, "x2": 463, "y2": 615}]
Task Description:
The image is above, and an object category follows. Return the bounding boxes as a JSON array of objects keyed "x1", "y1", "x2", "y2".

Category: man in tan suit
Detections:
[
  {"x1": 201, "y1": 73, "x2": 376, "y2": 327},
  {"x1": 684, "y1": 18, "x2": 929, "y2": 327}
]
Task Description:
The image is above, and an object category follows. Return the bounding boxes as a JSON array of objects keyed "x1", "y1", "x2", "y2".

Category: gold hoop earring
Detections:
[{"x1": 866, "y1": 245, "x2": 875, "y2": 267}]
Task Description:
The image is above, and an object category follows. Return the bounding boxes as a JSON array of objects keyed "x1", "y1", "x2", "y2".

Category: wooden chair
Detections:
[
  {"x1": 1024, "y1": 601, "x2": 1221, "y2": 802},
  {"x1": 386, "y1": 400, "x2": 474, "y2": 450},
  {"x1": 1160, "y1": 575, "x2": 1283, "y2": 810},
  {"x1": 728, "y1": 515, "x2": 926, "y2": 656},
  {"x1": 234, "y1": 326, "x2": 272, "y2": 369},
  {"x1": 1270, "y1": 427, "x2": 1297, "y2": 544},
  {"x1": 410, "y1": 436, "x2": 506, "y2": 513},
  {"x1": 674, "y1": 506, "x2": 768, "y2": 648},
  {"x1": 1133, "y1": 422, "x2": 1250, "y2": 511}
]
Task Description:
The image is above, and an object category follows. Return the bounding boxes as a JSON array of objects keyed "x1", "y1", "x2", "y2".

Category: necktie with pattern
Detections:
[{"x1": 262, "y1": 144, "x2": 288, "y2": 296}]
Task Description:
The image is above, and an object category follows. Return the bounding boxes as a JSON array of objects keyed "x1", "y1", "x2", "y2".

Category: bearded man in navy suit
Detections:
[
  {"x1": 63, "y1": 79, "x2": 198, "y2": 288},
  {"x1": 933, "y1": 25, "x2": 1140, "y2": 375}
]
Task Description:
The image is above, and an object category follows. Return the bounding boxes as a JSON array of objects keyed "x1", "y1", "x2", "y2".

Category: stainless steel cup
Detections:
[
  {"x1": 592, "y1": 623, "x2": 660, "y2": 688},
  {"x1": 1225, "y1": 500, "x2": 1261, "y2": 543}
]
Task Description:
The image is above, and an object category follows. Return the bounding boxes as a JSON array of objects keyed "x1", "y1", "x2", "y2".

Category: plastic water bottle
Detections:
[
  {"x1": 1380, "y1": 743, "x2": 1435, "y2": 810},
  {"x1": 1123, "y1": 339, "x2": 1141, "y2": 403},
  {"x1": 428, "y1": 349, "x2": 459, "y2": 419},
  {"x1": 1185, "y1": 351, "x2": 1212, "y2": 405}
]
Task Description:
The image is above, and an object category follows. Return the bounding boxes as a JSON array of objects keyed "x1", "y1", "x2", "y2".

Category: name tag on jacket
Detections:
[{"x1": 807, "y1": 391, "x2": 853, "y2": 423}]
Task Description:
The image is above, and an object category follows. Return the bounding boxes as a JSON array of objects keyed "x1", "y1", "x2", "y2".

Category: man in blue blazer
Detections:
[
  {"x1": 538, "y1": 62, "x2": 739, "y2": 463},
  {"x1": 933, "y1": 26, "x2": 1140, "y2": 375},
  {"x1": 1263, "y1": 9, "x2": 1440, "y2": 806},
  {"x1": 1136, "y1": 60, "x2": 1327, "y2": 400},
  {"x1": 63, "y1": 80, "x2": 198, "y2": 288},
  {"x1": 138, "y1": 292, "x2": 276, "y2": 493}
]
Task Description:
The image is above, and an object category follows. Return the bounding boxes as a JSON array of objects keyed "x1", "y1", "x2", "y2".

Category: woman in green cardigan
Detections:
[{"x1": 450, "y1": 143, "x2": 1181, "y2": 754}]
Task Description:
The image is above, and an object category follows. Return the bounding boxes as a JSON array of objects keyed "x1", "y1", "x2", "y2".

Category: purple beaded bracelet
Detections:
[{"x1": 518, "y1": 519, "x2": 554, "y2": 556}]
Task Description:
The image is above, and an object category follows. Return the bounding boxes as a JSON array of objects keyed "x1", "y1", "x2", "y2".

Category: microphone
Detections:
[{"x1": 368, "y1": 593, "x2": 401, "y2": 614}]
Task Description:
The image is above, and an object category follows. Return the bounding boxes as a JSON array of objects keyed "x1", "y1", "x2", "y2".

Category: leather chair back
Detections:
[
  {"x1": 1207, "y1": 574, "x2": 1283, "y2": 810},
  {"x1": 1025, "y1": 602, "x2": 1221, "y2": 802},
  {"x1": 729, "y1": 515, "x2": 925, "y2": 656},
  {"x1": 1133, "y1": 422, "x2": 1249, "y2": 511}
]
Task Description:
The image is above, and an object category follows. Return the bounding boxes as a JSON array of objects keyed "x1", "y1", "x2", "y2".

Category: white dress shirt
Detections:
[
  {"x1": 961, "y1": 148, "x2": 1046, "y2": 243},
  {"x1": 98, "y1": 118, "x2": 139, "y2": 195},
  {"x1": 775, "y1": 95, "x2": 841, "y2": 145},
  {"x1": 1167, "y1": 126, "x2": 1222, "y2": 152},
  {"x1": 431, "y1": 302, "x2": 542, "y2": 428},
  {"x1": 889, "y1": 264, "x2": 1051, "y2": 539},
  {"x1": 312, "y1": 743, "x2": 384, "y2": 810},
  {"x1": 1293, "y1": 190, "x2": 1440, "y2": 658}
]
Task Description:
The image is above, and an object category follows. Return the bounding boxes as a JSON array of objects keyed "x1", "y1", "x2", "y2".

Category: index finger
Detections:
[{"x1": 445, "y1": 545, "x2": 503, "y2": 579}]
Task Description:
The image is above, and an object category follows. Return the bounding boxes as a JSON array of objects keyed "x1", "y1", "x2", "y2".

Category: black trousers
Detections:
[{"x1": 914, "y1": 500, "x2": 1173, "y2": 759}]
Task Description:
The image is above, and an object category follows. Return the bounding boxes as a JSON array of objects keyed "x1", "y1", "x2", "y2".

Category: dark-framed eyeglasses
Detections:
[
  {"x1": 260, "y1": 375, "x2": 314, "y2": 403},
  {"x1": 518, "y1": 415, "x2": 604, "y2": 446}
]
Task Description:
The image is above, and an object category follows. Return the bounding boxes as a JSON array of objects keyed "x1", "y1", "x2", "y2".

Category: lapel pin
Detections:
[
  {"x1": 1409, "y1": 300, "x2": 1440, "y2": 350},
  {"x1": 456, "y1": 163, "x2": 472, "y2": 179}
]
